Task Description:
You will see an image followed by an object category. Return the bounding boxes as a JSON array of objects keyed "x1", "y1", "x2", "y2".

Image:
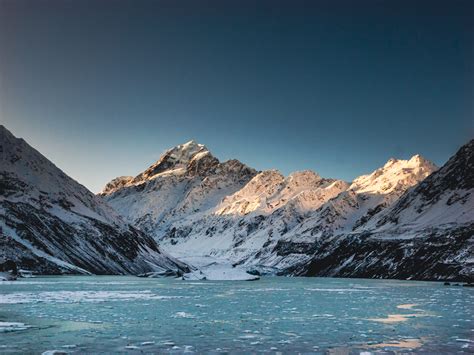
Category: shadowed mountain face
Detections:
[
  {"x1": 99, "y1": 139, "x2": 473, "y2": 281},
  {"x1": 0, "y1": 125, "x2": 189, "y2": 275}
]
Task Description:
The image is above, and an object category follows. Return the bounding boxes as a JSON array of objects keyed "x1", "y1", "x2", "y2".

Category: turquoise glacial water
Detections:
[{"x1": 0, "y1": 276, "x2": 473, "y2": 353}]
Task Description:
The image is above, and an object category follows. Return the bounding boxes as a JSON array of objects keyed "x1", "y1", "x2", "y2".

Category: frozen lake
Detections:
[{"x1": 0, "y1": 276, "x2": 473, "y2": 353}]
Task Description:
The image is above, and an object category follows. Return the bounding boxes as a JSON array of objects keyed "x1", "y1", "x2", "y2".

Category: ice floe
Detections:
[
  {"x1": 0, "y1": 322, "x2": 31, "y2": 333},
  {"x1": 304, "y1": 288, "x2": 371, "y2": 292},
  {"x1": 173, "y1": 311, "x2": 195, "y2": 319}
]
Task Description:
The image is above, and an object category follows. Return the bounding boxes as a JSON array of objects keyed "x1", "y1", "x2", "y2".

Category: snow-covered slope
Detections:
[
  {"x1": 216, "y1": 170, "x2": 345, "y2": 216},
  {"x1": 155, "y1": 170, "x2": 350, "y2": 265},
  {"x1": 287, "y1": 140, "x2": 474, "y2": 281},
  {"x1": 290, "y1": 155, "x2": 439, "y2": 239},
  {"x1": 0, "y1": 125, "x2": 188, "y2": 275}
]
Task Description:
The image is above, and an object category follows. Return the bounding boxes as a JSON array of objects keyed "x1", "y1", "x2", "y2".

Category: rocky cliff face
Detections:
[{"x1": 0, "y1": 125, "x2": 188, "y2": 275}]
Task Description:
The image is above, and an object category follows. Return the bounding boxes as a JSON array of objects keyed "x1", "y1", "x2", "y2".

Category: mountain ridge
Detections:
[{"x1": 0, "y1": 125, "x2": 189, "y2": 275}]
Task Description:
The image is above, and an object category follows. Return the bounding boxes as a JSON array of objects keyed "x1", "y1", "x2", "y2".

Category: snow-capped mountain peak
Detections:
[
  {"x1": 286, "y1": 170, "x2": 322, "y2": 187},
  {"x1": 288, "y1": 154, "x2": 438, "y2": 238},
  {"x1": 375, "y1": 139, "x2": 474, "y2": 229},
  {"x1": 100, "y1": 140, "x2": 258, "y2": 236},
  {"x1": 99, "y1": 141, "x2": 218, "y2": 195},
  {"x1": 101, "y1": 176, "x2": 135, "y2": 195},
  {"x1": 166, "y1": 140, "x2": 209, "y2": 165},
  {"x1": 350, "y1": 154, "x2": 437, "y2": 196},
  {"x1": 134, "y1": 140, "x2": 212, "y2": 182}
]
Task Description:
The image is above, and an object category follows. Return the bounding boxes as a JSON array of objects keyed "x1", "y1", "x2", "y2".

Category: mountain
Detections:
[
  {"x1": 287, "y1": 140, "x2": 474, "y2": 281},
  {"x1": 156, "y1": 169, "x2": 350, "y2": 266},
  {"x1": 100, "y1": 143, "x2": 350, "y2": 263},
  {"x1": 101, "y1": 141, "x2": 434, "y2": 272},
  {"x1": 100, "y1": 140, "x2": 258, "y2": 238},
  {"x1": 6, "y1": 124, "x2": 469, "y2": 281},
  {"x1": 289, "y1": 154, "x2": 438, "y2": 239},
  {"x1": 375, "y1": 141, "x2": 473, "y2": 229},
  {"x1": 0, "y1": 125, "x2": 188, "y2": 275},
  {"x1": 195, "y1": 154, "x2": 437, "y2": 271}
]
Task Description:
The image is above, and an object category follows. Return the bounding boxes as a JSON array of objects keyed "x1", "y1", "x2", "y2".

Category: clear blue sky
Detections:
[{"x1": 1, "y1": 0, "x2": 472, "y2": 192}]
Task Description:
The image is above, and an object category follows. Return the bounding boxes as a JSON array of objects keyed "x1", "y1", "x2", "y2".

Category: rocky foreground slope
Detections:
[
  {"x1": 101, "y1": 138, "x2": 473, "y2": 281},
  {"x1": 0, "y1": 126, "x2": 188, "y2": 275}
]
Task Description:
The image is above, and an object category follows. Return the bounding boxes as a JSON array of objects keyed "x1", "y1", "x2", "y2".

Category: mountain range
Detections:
[
  {"x1": 101, "y1": 138, "x2": 473, "y2": 281},
  {"x1": 1, "y1": 125, "x2": 472, "y2": 281}
]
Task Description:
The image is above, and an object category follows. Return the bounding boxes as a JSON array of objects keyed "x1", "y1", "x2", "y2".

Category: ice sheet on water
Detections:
[
  {"x1": 396, "y1": 303, "x2": 419, "y2": 309},
  {"x1": 124, "y1": 345, "x2": 140, "y2": 350},
  {"x1": 304, "y1": 288, "x2": 372, "y2": 292},
  {"x1": 61, "y1": 345, "x2": 77, "y2": 349},
  {"x1": 0, "y1": 280, "x2": 140, "y2": 286},
  {"x1": 173, "y1": 311, "x2": 195, "y2": 319},
  {"x1": 236, "y1": 287, "x2": 290, "y2": 292},
  {"x1": 0, "y1": 322, "x2": 31, "y2": 333},
  {"x1": 2, "y1": 276, "x2": 473, "y2": 353},
  {"x1": 0, "y1": 291, "x2": 182, "y2": 304},
  {"x1": 140, "y1": 341, "x2": 155, "y2": 346},
  {"x1": 312, "y1": 314, "x2": 335, "y2": 318}
]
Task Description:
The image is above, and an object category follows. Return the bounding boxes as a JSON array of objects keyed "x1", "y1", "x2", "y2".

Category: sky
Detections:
[{"x1": 0, "y1": 0, "x2": 473, "y2": 193}]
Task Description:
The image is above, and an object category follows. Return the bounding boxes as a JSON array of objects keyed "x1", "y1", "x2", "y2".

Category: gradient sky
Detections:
[{"x1": 1, "y1": 0, "x2": 473, "y2": 192}]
